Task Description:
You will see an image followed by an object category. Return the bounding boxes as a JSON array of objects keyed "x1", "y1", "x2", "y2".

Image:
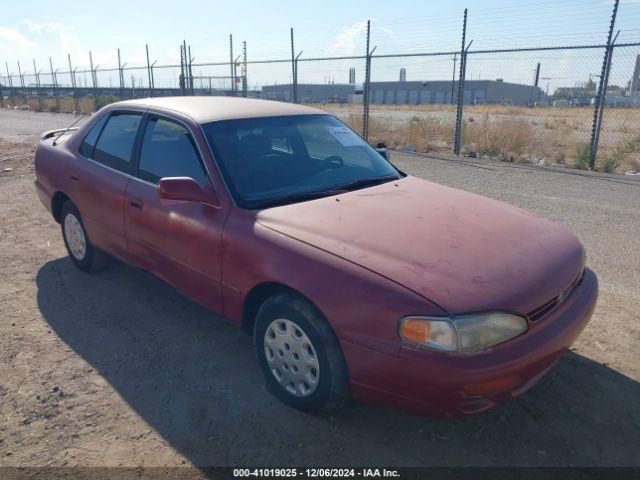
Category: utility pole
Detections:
[{"x1": 530, "y1": 62, "x2": 541, "y2": 105}]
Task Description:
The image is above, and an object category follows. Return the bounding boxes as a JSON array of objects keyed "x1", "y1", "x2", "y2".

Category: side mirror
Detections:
[
  {"x1": 374, "y1": 142, "x2": 389, "y2": 160},
  {"x1": 157, "y1": 177, "x2": 220, "y2": 208}
]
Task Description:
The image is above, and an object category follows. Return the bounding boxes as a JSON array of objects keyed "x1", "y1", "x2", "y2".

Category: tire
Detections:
[
  {"x1": 254, "y1": 292, "x2": 350, "y2": 413},
  {"x1": 60, "y1": 200, "x2": 109, "y2": 272}
]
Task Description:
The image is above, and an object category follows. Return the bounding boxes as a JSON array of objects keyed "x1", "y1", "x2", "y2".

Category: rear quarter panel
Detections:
[{"x1": 34, "y1": 138, "x2": 73, "y2": 217}]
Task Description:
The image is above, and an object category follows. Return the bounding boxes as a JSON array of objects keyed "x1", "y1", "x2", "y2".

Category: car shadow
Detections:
[{"x1": 36, "y1": 257, "x2": 640, "y2": 467}]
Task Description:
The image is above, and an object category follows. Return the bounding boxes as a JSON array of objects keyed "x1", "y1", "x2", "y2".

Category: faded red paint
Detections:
[{"x1": 34, "y1": 99, "x2": 598, "y2": 416}]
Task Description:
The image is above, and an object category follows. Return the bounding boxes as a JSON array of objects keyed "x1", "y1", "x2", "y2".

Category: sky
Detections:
[{"x1": 1, "y1": 0, "x2": 639, "y2": 92}]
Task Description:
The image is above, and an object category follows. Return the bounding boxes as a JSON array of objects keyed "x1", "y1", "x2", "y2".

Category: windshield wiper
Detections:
[
  {"x1": 250, "y1": 175, "x2": 400, "y2": 210},
  {"x1": 327, "y1": 174, "x2": 399, "y2": 193},
  {"x1": 250, "y1": 189, "x2": 341, "y2": 209}
]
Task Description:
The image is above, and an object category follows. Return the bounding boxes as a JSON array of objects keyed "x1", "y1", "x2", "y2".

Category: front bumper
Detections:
[{"x1": 342, "y1": 268, "x2": 598, "y2": 417}]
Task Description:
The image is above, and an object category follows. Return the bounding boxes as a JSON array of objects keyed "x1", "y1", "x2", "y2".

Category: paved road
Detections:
[
  {"x1": 0, "y1": 109, "x2": 638, "y2": 468},
  {"x1": 0, "y1": 109, "x2": 84, "y2": 143}
]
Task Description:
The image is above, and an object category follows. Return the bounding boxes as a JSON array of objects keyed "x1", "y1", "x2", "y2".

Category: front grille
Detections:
[{"x1": 527, "y1": 269, "x2": 585, "y2": 322}]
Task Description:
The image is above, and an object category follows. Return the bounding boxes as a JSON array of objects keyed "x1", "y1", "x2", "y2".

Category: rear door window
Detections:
[{"x1": 92, "y1": 113, "x2": 143, "y2": 173}]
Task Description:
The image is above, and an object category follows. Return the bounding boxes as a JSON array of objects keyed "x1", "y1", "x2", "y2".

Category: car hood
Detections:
[{"x1": 256, "y1": 176, "x2": 585, "y2": 315}]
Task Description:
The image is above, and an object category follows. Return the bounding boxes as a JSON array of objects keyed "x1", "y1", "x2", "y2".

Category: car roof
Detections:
[{"x1": 115, "y1": 96, "x2": 325, "y2": 124}]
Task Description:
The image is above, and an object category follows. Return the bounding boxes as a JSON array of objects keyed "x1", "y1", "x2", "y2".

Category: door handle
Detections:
[{"x1": 130, "y1": 198, "x2": 143, "y2": 209}]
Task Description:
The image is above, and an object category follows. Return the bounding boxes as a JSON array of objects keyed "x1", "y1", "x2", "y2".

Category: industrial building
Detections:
[
  {"x1": 369, "y1": 79, "x2": 545, "y2": 106},
  {"x1": 631, "y1": 54, "x2": 640, "y2": 95},
  {"x1": 261, "y1": 83, "x2": 355, "y2": 103}
]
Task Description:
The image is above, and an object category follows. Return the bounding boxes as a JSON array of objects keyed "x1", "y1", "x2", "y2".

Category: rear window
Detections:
[{"x1": 79, "y1": 115, "x2": 107, "y2": 157}]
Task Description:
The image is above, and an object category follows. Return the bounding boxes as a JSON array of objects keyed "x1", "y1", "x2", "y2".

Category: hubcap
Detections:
[
  {"x1": 64, "y1": 213, "x2": 87, "y2": 261},
  {"x1": 264, "y1": 318, "x2": 320, "y2": 397}
]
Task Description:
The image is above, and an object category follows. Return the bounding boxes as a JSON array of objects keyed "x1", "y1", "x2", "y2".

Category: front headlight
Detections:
[{"x1": 400, "y1": 312, "x2": 528, "y2": 353}]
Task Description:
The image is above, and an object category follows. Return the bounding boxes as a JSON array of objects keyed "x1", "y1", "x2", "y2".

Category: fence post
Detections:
[
  {"x1": 17, "y1": 61, "x2": 27, "y2": 108},
  {"x1": 33, "y1": 59, "x2": 43, "y2": 112},
  {"x1": 453, "y1": 8, "x2": 468, "y2": 155},
  {"x1": 150, "y1": 60, "x2": 156, "y2": 94},
  {"x1": 362, "y1": 19, "x2": 371, "y2": 140},
  {"x1": 68, "y1": 54, "x2": 80, "y2": 113},
  {"x1": 49, "y1": 58, "x2": 60, "y2": 112},
  {"x1": 187, "y1": 45, "x2": 194, "y2": 94},
  {"x1": 242, "y1": 41, "x2": 247, "y2": 97},
  {"x1": 88, "y1": 51, "x2": 96, "y2": 111},
  {"x1": 89, "y1": 51, "x2": 96, "y2": 89},
  {"x1": 118, "y1": 48, "x2": 124, "y2": 100},
  {"x1": 179, "y1": 43, "x2": 185, "y2": 95},
  {"x1": 146, "y1": 44, "x2": 152, "y2": 96},
  {"x1": 450, "y1": 53, "x2": 457, "y2": 105},
  {"x1": 0, "y1": 72, "x2": 4, "y2": 109},
  {"x1": 589, "y1": 0, "x2": 619, "y2": 170},
  {"x1": 229, "y1": 34, "x2": 234, "y2": 95},
  {"x1": 290, "y1": 28, "x2": 296, "y2": 102},
  {"x1": 6, "y1": 63, "x2": 14, "y2": 108}
]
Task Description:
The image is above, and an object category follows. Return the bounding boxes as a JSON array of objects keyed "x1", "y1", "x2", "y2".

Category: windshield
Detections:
[{"x1": 202, "y1": 114, "x2": 403, "y2": 209}]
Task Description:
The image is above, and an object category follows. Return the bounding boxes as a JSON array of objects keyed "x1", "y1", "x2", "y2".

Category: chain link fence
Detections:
[
  {"x1": 296, "y1": 57, "x2": 366, "y2": 133},
  {"x1": 459, "y1": 47, "x2": 605, "y2": 168},
  {"x1": 368, "y1": 54, "x2": 459, "y2": 155},
  {"x1": 1, "y1": 1, "x2": 639, "y2": 172}
]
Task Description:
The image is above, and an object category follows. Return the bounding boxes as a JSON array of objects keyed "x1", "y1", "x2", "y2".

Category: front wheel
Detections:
[
  {"x1": 254, "y1": 292, "x2": 349, "y2": 413},
  {"x1": 60, "y1": 200, "x2": 108, "y2": 272}
]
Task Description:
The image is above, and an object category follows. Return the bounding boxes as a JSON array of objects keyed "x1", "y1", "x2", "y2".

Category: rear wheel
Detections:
[
  {"x1": 254, "y1": 292, "x2": 349, "y2": 413},
  {"x1": 61, "y1": 200, "x2": 108, "y2": 272}
]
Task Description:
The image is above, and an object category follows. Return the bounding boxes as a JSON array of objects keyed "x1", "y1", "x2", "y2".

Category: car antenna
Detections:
[{"x1": 52, "y1": 114, "x2": 88, "y2": 146}]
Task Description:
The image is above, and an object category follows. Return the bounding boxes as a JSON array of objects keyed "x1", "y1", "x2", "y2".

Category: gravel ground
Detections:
[
  {"x1": 0, "y1": 110, "x2": 638, "y2": 468},
  {"x1": 0, "y1": 110, "x2": 84, "y2": 144}
]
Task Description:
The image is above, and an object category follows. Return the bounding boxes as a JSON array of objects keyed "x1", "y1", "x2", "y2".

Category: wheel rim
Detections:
[
  {"x1": 264, "y1": 318, "x2": 320, "y2": 397},
  {"x1": 64, "y1": 213, "x2": 87, "y2": 261}
]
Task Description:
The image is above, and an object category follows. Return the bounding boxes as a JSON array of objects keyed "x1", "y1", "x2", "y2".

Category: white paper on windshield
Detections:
[{"x1": 326, "y1": 126, "x2": 361, "y2": 146}]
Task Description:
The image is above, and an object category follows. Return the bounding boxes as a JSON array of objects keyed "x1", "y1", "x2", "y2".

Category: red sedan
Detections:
[{"x1": 34, "y1": 97, "x2": 597, "y2": 416}]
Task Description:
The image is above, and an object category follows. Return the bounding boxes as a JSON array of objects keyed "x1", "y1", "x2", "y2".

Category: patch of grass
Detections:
[
  {"x1": 598, "y1": 135, "x2": 640, "y2": 173},
  {"x1": 462, "y1": 114, "x2": 534, "y2": 161},
  {"x1": 599, "y1": 156, "x2": 619, "y2": 173},
  {"x1": 574, "y1": 143, "x2": 591, "y2": 170},
  {"x1": 95, "y1": 94, "x2": 119, "y2": 110}
]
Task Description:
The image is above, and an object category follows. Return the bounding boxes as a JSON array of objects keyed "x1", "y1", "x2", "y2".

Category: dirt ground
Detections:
[{"x1": 0, "y1": 110, "x2": 639, "y2": 468}]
